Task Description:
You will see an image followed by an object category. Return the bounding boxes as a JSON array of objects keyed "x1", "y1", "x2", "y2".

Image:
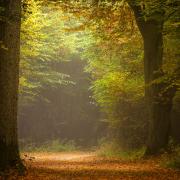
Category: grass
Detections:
[
  {"x1": 97, "y1": 139, "x2": 180, "y2": 169},
  {"x1": 96, "y1": 140, "x2": 145, "y2": 161},
  {"x1": 19, "y1": 139, "x2": 78, "y2": 152},
  {"x1": 162, "y1": 146, "x2": 180, "y2": 169}
]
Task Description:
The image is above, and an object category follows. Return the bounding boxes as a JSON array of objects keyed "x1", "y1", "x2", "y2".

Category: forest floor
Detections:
[{"x1": 2, "y1": 152, "x2": 180, "y2": 180}]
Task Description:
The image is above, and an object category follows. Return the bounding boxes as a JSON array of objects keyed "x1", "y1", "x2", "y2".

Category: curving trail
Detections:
[{"x1": 5, "y1": 152, "x2": 180, "y2": 179}]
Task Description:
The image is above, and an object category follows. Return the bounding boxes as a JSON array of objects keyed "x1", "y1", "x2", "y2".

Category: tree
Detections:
[
  {"x1": 0, "y1": 0, "x2": 23, "y2": 170},
  {"x1": 73, "y1": 1, "x2": 147, "y2": 149},
  {"x1": 76, "y1": 0, "x2": 179, "y2": 154},
  {"x1": 127, "y1": 0, "x2": 178, "y2": 155},
  {"x1": 18, "y1": 1, "x2": 101, "y2": 148},
  {"x1": 20, "y1": 0, "x2": 71, "y2": 104}
]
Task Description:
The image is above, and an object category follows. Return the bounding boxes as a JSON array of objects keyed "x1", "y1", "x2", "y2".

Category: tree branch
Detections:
[{"x1": 126, "y1": 0, "x2": 146, "y2": 36}]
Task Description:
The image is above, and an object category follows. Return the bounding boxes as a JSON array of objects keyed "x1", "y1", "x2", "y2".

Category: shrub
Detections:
[
  {"x1": 19, "y1": 139, "x2": 78, "y2": 152},
  {"x1": 97, "y1": 138, "x2": 145, "y2": 160},
  {"x1": 163, "y1": 146, "x2": 180, "y2": 169}
]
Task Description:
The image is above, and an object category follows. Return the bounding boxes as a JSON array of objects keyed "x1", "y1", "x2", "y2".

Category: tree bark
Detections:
[
  {"x1": 128, "y1": 2, "x2": 176, "y2": 155},
  {"x1": 143, "y1": 22, "x2": 176, "y2": 154},
  {"x1": 0, "y1": 0, "x2": 23, "y2": 170}
]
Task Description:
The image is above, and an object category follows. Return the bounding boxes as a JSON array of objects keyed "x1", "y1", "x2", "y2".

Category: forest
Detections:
[{"x1": 0, "y1": 0, "x2": 180, "y2": 179}]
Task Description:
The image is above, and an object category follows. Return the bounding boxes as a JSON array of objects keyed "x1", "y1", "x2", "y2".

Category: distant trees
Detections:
[
  {"x1": 76, "y1": 0, "x2": 179, "y2": 154},
  {"x1": 76, "y1": 1, "x2": 147, "y2": 149},
  {"x1": 20, "y1": 0, "x2": 72, "y2": 104},
  {"x1": 0, "y1": 0, "x2": 23, "y2": 170},
  {"x1": 18, "y1": 1, "x2": 101, "y2": 147},
  {"x1": 18, "y1": 58, "x2": 101, "y2": 147}
]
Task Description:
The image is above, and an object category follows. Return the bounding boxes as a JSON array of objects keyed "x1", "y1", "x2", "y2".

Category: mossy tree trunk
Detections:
[{"x1": 0, "y1": 0, "x2": 22, "y2": 170}]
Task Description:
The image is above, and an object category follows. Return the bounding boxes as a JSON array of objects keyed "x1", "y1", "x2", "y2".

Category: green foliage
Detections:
[
  {"x1": 97, "y1": 138, "x2": 145, "y2": 160},
  {"x1": 166, "y1": 155, "x2": 180, "y2": 169},
  {"x1": 162, "y1": 146, "x2": 180, "y2": 169},
  {"x1": 18, "y1": 0, "x2": 180, "y2": 152},
  {"x1": 92, "y1": 72, "x2": 144, "y2": 112},
  {"x1": 19, "y1": 139, "x2": 77, "y2": 152},
  {"x1": 74, "y1": 0, "x2": 179, "y2": 150},
  {"x1": 73, "y1": 2, "x2": 147, "y2": 149},
  {"x1": 20, "y1": 0, "x2": 79, "y2": 104}
]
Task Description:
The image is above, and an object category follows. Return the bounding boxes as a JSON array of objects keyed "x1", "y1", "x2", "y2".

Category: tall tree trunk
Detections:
[
  {"x1": 0, "y1": 0, "x2": 22, "y2": 170},
  {"x1": 143, "y1": 21, "x2": 175, "y2": 155},
  {"x1": 128, "y1": 3, "x2": 176, "y2": 155}
]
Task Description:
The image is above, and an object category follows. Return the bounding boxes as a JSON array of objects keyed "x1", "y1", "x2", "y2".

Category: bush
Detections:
[
  {"x1": 97, "y1": 138, "x2": 145, "y2": 160},
  {"x1": 163, "y1": 146, "x2": 180, "y2": 169},
  {"x1": 19, "y1": 139, "x2": 78, "y2": 152}
]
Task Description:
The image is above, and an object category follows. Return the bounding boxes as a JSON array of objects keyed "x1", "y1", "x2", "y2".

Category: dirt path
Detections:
[{"x1": 5, "y1": 152, "x2": 180, "y2": 180}]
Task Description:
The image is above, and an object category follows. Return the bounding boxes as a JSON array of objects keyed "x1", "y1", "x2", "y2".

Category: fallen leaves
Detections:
[{"x1": 1, "y1": 152, "x2": 180, "y2": 180}]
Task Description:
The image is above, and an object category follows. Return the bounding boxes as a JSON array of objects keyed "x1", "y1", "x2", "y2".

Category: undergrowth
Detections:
[
  {"x1": 97, "y1": 139, "x2": 145, "y2": 160},
  {"x1": 19, "y1": 139, "x2": 78, "y2": 152},
  {"x1": 162, "y1": 145, "x2": 180, "y2": 169}
]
